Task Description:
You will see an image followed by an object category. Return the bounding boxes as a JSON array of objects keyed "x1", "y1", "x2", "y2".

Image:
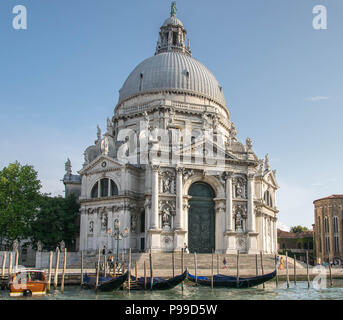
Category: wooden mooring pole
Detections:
[
  {"x1": 8, "y1": 252, "x2": 13, "y2": 278},
  {"x1": 260, "y1": 252, "x2": 265, "y2": 289},
  {"x1": 329, "y1": 258, "x2": 333, "y2": 287},
  {"x1": 95, "y1": 248, "x2": 101, "y2": 290},
  {"x1": 217, "y1": 254, "x2": 220, "y2": 275},
  {"x1": 144, "y1": 260, "x2": 147, "y2": 290},
  {"x1": 103, "y1": 254, "x2": 107, "y2": 277},
  {"x1": 211, "y1": 252, "x2": 214, "y2": 290},
  {"x1": 53, "y1": 247, "x2": 60, "y2": 289},
  {"x1": 294, "y1": 254, "x2": 297, "y2": 286},
  {"x1": 275, "y1": 254, "x2": 278, "y2": 288},
  {"x1": 1, "y1": 252, "x2": 6, "y2": 278},
  {"x1": 255, "y1": 254, "x2": 258, "y2": 276},
  {"x1": 172, "y1": 251, "x2": 175, "y2": 278},
  {"x1": 286, "y1": 251, "x2": 289, "y2": 288},
  {"x1": 47, "y1": 251, "x2": 53, "y2": 292},
  {"x1": 15, "y1": 250, "x2": 19, "y2": 271},
  {"x1": 236, "y1": 250, "x2": 240, "y2": 289},
  {"x1": 80, "y1": 250, "x2": 84, "y2": 286},
  {"x1": 194, "y1": 252, "x2": 197, "y2": 284},
  {"x1": 128, "y1": 248, "x2": 131, "y2": 292},
  {"x1": 61, "y1": 248, "x2": 67, "y2": 293},
  {"x1": 135, "y1": 261, "x2": 138, "y2": 280},
  {"x1": 149, "y1": 250, "x2": 153, "y2": 290},
  {"x1": 306, "y1": 250, "x2": 310, "y2": 289},
  {"x1": 181, "y1": 249, "x2": 184, "y2": 291}
]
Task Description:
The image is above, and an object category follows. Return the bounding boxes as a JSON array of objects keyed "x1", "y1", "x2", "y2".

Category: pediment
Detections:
[
  {"x1": 175, "y1": 137, "x2": 239, "y2": 161},
  {"x1": 263, "y1": 170, "x2": 279, "y2": 189},
  {"x1": 78, "y1": 155, "x2": 124, "y2": 175}
]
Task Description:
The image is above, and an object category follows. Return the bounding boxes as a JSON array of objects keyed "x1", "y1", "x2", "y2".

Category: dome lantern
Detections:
[{"x1": 155, "y1": 2, "x2": 191, "y2": 56}]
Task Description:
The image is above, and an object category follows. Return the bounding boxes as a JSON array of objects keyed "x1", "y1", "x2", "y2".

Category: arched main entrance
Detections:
[{"x1": 188, "y1": 182, "x2": 215, "y2": 253}]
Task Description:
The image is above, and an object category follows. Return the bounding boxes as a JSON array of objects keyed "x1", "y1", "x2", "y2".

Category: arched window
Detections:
[
  {"x1": 269, "y1": 194, "x2": 273, "y2": 208},
  {"x1": 264, "y1": 190, "x2": 273, "y2": 207},
  {"x1": 333, "y1": 216, "x2": 339, "y2": 233},
  {"x1": 91, "y1": 182, "x2": 98, "y2": 199},
  {"x1": 317, "y1": 216, "x2": 321, "y2": 234},
  {"x1": 90, "y1": 178, "x2": 118, "y2": 198},
  {"x1": 111, "y1": 180, "x2": 118, "y2": 196},
  {"x1": 324, "y1": 216, "x2": 329, "y2": 234}
]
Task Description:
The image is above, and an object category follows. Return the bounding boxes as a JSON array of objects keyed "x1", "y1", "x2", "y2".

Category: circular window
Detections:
[{"x1": 101, "y1": 161, "x2": 107, "y2": 168}]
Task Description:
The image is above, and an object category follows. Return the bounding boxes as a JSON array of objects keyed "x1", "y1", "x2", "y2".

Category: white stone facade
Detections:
[{"x1": 63, "y1": 8, "x2": 279, "y2": 254}]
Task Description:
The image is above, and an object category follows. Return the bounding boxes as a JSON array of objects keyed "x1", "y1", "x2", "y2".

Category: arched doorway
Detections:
[{"x1": 188, "y1": 182, "x2": 215, "y2": 253}]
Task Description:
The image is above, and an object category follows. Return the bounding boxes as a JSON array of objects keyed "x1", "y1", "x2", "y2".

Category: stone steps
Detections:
[{"x1": 71, "y1": 253, "x2": 284, "y2": 271}]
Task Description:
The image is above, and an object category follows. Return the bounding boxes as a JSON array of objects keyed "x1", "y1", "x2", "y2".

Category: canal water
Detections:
[{"x1": 1, "y1": 280, "x2": 343, "y2": 300}]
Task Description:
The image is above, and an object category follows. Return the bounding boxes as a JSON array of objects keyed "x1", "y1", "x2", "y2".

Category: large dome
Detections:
[{"x1": 118, "y1": 52, "x2": 226, "y2": 106}]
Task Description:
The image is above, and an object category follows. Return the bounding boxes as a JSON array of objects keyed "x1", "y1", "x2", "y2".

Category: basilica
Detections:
[{"x1": 63, "y1": 5, "x2": 279, "y2": 254}]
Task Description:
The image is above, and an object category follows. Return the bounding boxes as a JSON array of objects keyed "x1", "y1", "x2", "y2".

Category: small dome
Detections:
[
  {"x1": 162, "y1": 16, "x2": 183, "y2": 27},
  {"x1": 118, "y1": 52, "x2": 226, "y2": 106}
]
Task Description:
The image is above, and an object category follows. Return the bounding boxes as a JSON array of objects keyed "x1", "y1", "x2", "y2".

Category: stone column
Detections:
[
  {"x1": 274, "y1": 218, "x2": 277, "y2": 253},
  {"x1": 144, "y1": 197, "x2": 151, "y2": 231},
  {"x1": 79, "y1": 208, "x2": 87, "y2": 250},
  {"x1": 151, "y1": 165, "x2": 160, "y2": 229},
  {"x1": 224, "y1": 172, "x2": 233, "y2": 231},
  {"x1": 247, "y1": 174, "x2": 256, "y2": 232},
  {"x1": 261, "y1": 213, "x2": 266, "y2": 252},
  {"x1": 175, "y1": 167, "x2": 184, "y2": 230}
]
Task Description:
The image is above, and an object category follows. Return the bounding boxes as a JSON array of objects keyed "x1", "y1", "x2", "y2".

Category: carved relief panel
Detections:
[
  {"x1": 233, "y1": 175, "x2": 247, "y2": 199},
  {"x1": 160, "y1": 170, "x2": 176, "y2": 194}
]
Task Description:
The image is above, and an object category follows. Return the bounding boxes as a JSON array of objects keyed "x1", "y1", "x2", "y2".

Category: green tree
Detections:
[
  {"x1": 290, "y1": 225, "x2": 309, "y2": 233},
  {"x1": 0, "y1": 162, "x2": 41, "y2": 249},
  {"x1": 30, "y1": 194, "x2": 80, "y2": 251}
]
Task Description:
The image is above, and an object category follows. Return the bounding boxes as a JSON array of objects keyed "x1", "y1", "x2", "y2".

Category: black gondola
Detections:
[
  {"x1": 82, "y1": 272, "x2": 128, "y2": 291},
  {"x1": 130, "y1": 269, "x2": 188, "y2": 290},
  {"x1": 187, "y1": 269, "x2": 276, "y2": 288}
]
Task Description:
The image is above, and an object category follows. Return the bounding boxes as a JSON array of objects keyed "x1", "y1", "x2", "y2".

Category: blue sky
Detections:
[{"x1": 0, "y1": 0, "x2": 342, "y2": 230}]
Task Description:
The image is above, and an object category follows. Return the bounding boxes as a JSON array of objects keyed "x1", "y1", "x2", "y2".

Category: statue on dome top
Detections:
[{"x1": 171, "y1": 2, "x2": 177, "y2": 17}]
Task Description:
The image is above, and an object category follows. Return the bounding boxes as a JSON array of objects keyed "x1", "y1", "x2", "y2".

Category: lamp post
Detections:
[{"x1": 109, "y1": 219, "x2": 129, "y2": 266}]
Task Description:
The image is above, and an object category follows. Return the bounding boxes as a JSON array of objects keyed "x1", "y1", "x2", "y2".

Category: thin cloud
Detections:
[
  {"x1": 304, "y1": 96, "x2": 329, "y2": 101},
  {"x1": 277, "y1": 221, "x2": 290, "y2": 232}
]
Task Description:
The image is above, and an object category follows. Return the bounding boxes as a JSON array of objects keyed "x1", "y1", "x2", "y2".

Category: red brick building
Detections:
[
  {"x1": 313, "y1": 195, "x2": 343, "y2": 264},
  {"x1": 277, "y1": 229, "x2": 314, "y2": 262}
]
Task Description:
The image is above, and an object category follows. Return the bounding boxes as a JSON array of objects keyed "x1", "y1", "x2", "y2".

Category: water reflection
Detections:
[{"x1": 1, "y1": 281, "x2": 343, "y2": 300}]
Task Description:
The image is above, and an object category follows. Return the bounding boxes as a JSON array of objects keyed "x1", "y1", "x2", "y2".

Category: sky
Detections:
[{"x1": 0, "y1": 0, "x2": 342, "y2": 231}]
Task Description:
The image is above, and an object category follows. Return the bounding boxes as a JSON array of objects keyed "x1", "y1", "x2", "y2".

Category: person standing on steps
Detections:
[{"x1": 223, "y1": 256, "x2": 228, "y2": 269}]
